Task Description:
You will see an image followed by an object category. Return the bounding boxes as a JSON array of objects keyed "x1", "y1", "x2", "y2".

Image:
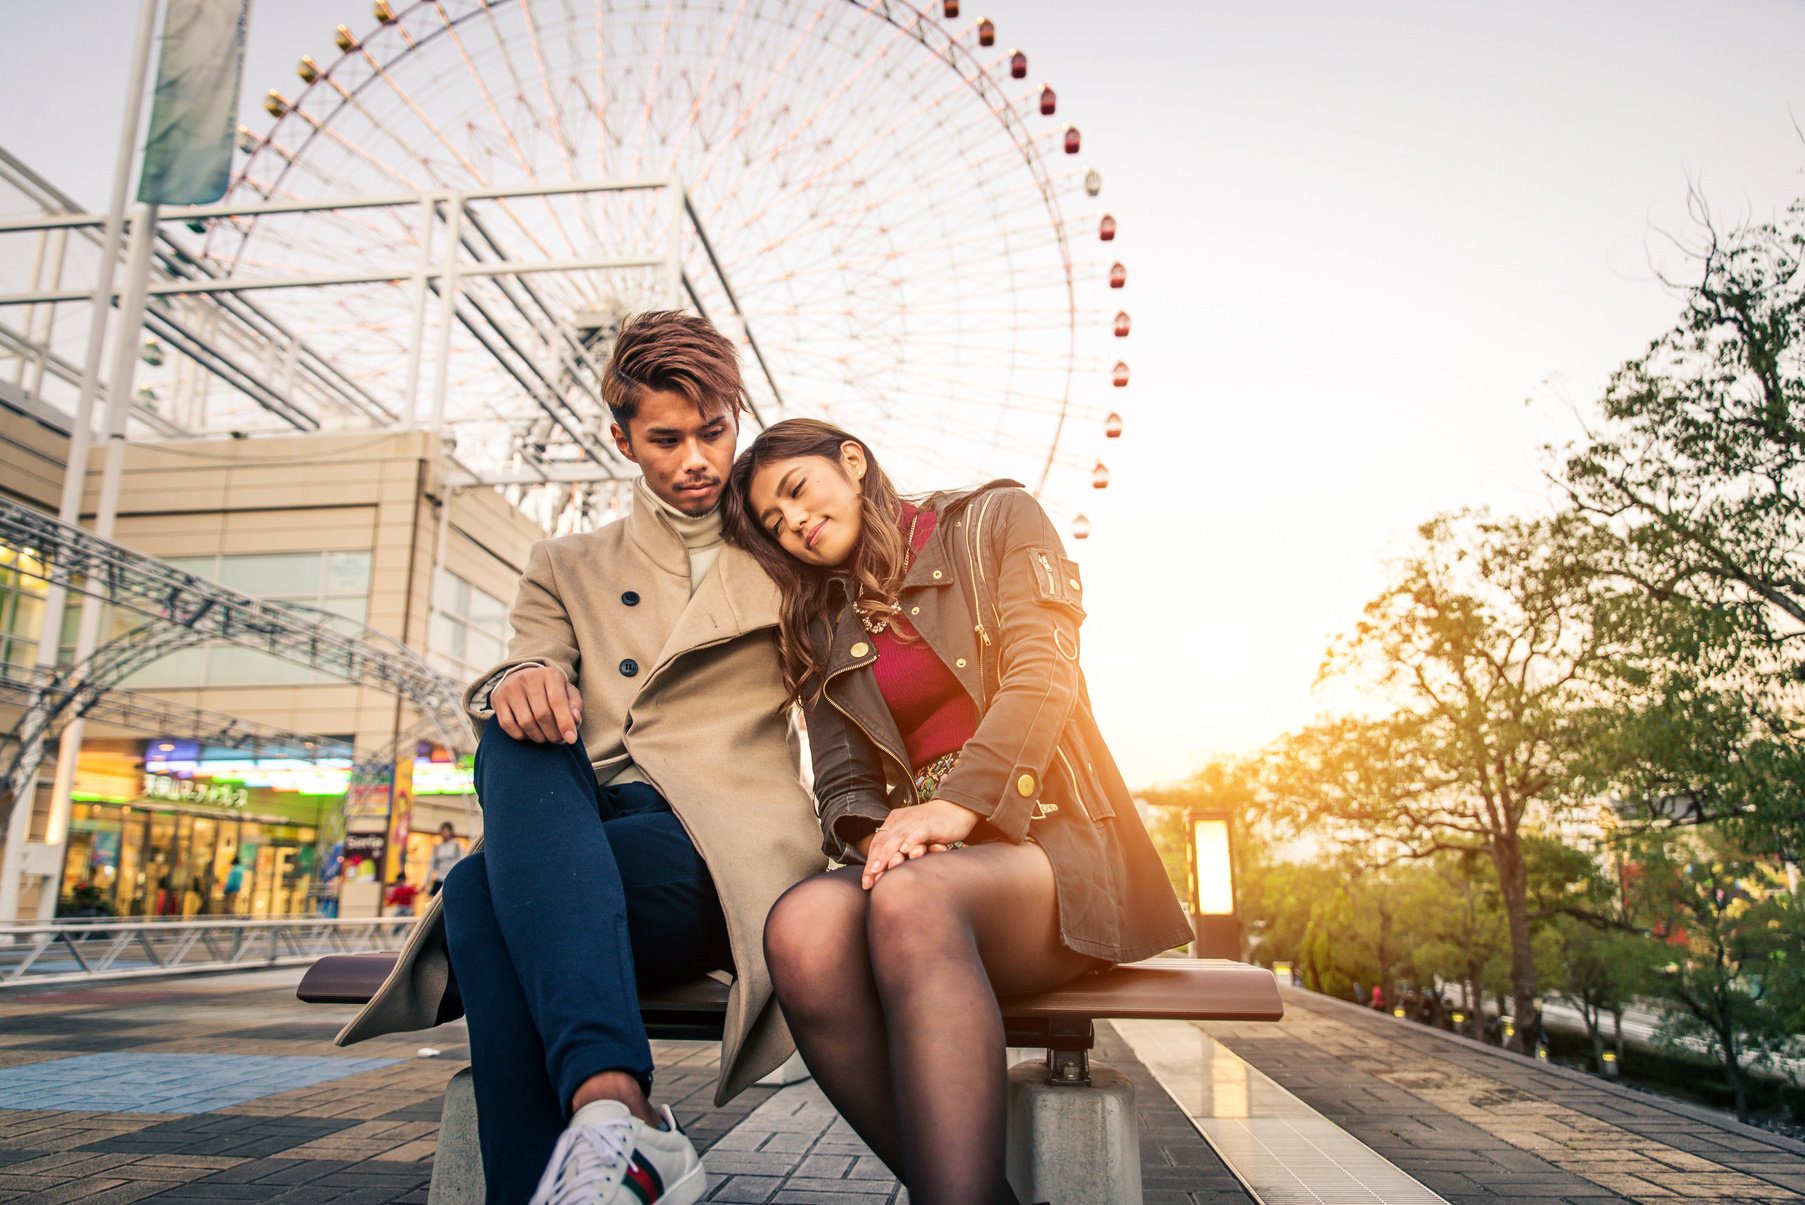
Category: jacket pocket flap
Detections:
[{"x1": 1024, "y1": 548, "x2": 1085, "y2": 617}]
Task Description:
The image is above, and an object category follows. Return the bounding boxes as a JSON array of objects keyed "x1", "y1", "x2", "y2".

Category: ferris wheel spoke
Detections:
[
  {"x1": 271, "y1": 97, "x2": 428, "y2": 203},
  {"x1": 767, "y1": 343, "x2": 1071, "y2": 412},
  {"x1": 693, "y1": 5, "x2": 933, "y2": 228},
  {"x1": 682, "y1": 3, "x2": 834, "y2": 197},
  {"x1": 516, "y1": 0, "x2": 584, "y2": 182},
  {"x1": 627, "y1": 0, "x2": 679, "y2": 179},
  {"x1": 709, "y1": 123, "x2": 1059, "y2": 270},
  {"x1": 698, "y1": 18, "x2": 1051, "y2": 247},
  {"x1": 343, "y1": 27, "x2": 510, "y2": 194},
  {"x1": 721, "y1": 209, "x2": 1076, "y2": 287},
  {"x1": 654, "y1": 0, "x2": 752, "y2": 181},
  {"x1": 432, "y1": 6, "x2": 543, "y2": 184}
]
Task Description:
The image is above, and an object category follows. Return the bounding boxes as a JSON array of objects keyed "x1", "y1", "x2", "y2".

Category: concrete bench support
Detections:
[
  {"x1": 428, "y1": 1068, "x2": 483, "y2": 1205},
  {"x1": 1007, "y1": 1052, "x2": 1141, "y2": 1205}
]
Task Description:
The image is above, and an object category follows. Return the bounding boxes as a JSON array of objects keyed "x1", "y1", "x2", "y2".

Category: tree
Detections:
[
  {"x1": 1272, "y1": 511, "x2": 1631, "y2": 1052},
  {"x1": 1556, "y1": 197, "x2": 1805, "y2": 860},
  {"x1": 1548, "y1": 916, "x2": 1660, "y2": 1073},
  {"x1": 1626, "y1": 825, "x2": 1801, "y2": 1122},
  {"x1": 1400, "y1": 848, "x2": 1509, "y2": 1042},
  {"x1": 1559, "y1": 195, "x2": 1805, "y2": 640}
]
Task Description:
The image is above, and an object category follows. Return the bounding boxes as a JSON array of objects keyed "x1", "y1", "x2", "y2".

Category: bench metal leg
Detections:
[
  {"x1": 428, "y1": 1067, "x2": 486, "y2": 1205},
  {"x1": 1006, "y1": 1055, "x2": 1142, "y2": 1205}
]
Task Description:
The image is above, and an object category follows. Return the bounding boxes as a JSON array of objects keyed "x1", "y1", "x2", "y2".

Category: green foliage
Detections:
[
  {"x1": 1555, "y1": 200, "x2": 1805, "y2": 864},
  {"x1": 1623, "y1": 825, "x2": 1803, "y2": 1122},
  {"x1": 57, "y1": 883, "x2": 118, "y2": 917}
]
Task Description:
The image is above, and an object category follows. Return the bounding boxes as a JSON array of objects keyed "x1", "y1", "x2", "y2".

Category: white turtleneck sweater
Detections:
[
  {"x1": 473, "y1": 485, "x2": 724, "y2": 786},
  {"x1": 649, "y1": 487, "x2": 725, "y2": 596}
]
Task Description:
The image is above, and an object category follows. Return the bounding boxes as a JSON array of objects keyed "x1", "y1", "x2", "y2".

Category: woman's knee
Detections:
[
  {"x1": 764, "y1": 875, "x2": 866, "y2": 987},
  {"x1": 865, "y1": 860, "x2": 970, "y2": 963}
]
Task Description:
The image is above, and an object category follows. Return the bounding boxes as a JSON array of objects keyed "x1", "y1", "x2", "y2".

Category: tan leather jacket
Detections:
[{"x1": 804, "y1": 483, "x2": 1191, "y2": 964}]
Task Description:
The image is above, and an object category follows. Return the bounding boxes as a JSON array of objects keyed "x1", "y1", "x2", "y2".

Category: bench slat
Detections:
[{"x1": 298, "y1": 952, "x2": 1281, "y2": 1027}]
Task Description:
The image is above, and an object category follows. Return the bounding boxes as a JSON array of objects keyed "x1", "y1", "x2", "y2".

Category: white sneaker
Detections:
[{"x1": 527, "y1": 1099, "x2": 707, "y2": 1205}]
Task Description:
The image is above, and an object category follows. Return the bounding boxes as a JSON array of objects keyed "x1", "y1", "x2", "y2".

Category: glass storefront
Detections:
[{"x1": 60, "y1": 802, "x2": 319, "y2": 917}]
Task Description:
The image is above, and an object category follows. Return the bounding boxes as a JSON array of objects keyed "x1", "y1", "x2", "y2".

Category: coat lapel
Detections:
[{"x1": 647, "y1": 544, "x2": 782, "y2": 678}]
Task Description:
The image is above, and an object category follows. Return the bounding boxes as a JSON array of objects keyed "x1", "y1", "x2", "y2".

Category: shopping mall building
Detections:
[{"x1": 1, "y1": 399, "x2": 545, "y2": 919}]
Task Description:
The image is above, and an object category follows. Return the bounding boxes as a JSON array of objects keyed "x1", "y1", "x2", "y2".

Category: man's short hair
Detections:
[{"x1": 602, "y1": 311, "x2": 747, "y2": 429}]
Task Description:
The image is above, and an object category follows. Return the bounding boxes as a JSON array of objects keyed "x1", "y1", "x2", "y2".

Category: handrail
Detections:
[{"x1": 0, "y1": 913, "x2": 423, "y2": 988}]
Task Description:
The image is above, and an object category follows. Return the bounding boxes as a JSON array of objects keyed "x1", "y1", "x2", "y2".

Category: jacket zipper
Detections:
[
  {"x1": 964, "y1": 493, "x2": 998, "y2": 707},
  {"x1": 1054, "y1": 746, "x2": 1092, "y2": 823},
  {"x1": 823, "y1": 664, "x2": 912, "y2": 803}
]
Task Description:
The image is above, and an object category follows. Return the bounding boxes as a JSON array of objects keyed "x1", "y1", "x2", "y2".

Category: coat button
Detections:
[
  {"x1": 1016, "y1": 773, "x2": 1036, "y2": 797},
  {"x1": 621, "y1": 591, "x2": 640, "y2": 606},
  {"x1": 910, "y1": 606, "x2": 920, "y2": 615},
  {"x1": 955, "y1": 657, "x2": 967, "y2": 668},
  {"x1": 619, "y1": 659, "x2": 639, "y2": 677},
  {"x1": 849, "y1": 642, "x2": 870, "y2": 658},
  {"x1": 932, "y1": 570, "x2": 943, "y2": 579}
]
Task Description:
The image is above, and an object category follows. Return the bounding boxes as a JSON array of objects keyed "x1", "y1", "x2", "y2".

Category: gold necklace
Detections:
[{"x1": 855, "y1": 509, "x2": 922, "y2": 635}]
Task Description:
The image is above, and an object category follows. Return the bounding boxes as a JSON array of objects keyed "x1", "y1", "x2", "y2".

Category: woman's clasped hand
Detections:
[{"x1": 856, "y1": 799, "x2": 976, "y2": 889}]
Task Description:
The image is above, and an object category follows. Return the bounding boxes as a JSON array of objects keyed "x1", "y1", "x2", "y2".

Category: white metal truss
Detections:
[
  {"x1": 0, "y1": 496, "x2": 467, "y2": 812},
  {"x1": 0, "y1": 661, "x2": 355, "y2": 763}
]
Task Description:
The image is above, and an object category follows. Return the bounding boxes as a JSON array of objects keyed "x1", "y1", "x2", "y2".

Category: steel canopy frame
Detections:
[
  {"x1": 0, "y1": 663, "x2": 354, "y2": 763},
  {"x1": 0, "y1": 496, "x2": 467, "y2": 812},
  {"x1": 0, "y1": 177, "x2": 785, "y2": 428}
]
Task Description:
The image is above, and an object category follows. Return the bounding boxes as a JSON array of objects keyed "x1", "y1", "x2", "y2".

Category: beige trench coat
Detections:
[{"x1": 334, "y1": 480, "x2": 827, "y2": 1105}]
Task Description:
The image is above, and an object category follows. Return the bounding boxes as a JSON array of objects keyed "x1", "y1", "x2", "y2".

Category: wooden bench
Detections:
[{"x1": 299, "y1": 952, "x2": 1282, "y2": 1205}]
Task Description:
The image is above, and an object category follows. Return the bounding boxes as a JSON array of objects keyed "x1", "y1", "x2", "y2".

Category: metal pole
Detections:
[
  {"x1": 663, "y1": 177, "x2": 684, "y2": 308},
  {"x1": 3, "y1": 0, "x2": 158, "y2": 923},
  {"x1": 13, "y1": 228, "x2": 48, "y2": 385},
  {"x1": 401, "y1": 194, "x2": 435, "y2": 429},
  {"x1": 36, "y1": 202, "x2": 161, "y2": 920},
  {"x1": 23, "y1": 226, "x2": 70, "y2": 402},
  {"x1": 428, "y1": 193, "x2": 462, "y2": 430}
]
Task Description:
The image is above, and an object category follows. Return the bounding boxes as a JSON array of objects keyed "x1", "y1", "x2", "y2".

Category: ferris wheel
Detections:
[{"x1": 203, "y1": 0, "x2": 1128, "y2": 535}]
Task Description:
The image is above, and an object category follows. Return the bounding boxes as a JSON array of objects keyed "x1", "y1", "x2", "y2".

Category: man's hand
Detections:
[
  {"x1": 492, "y1": 666, "x2": 584, "y2": 744},
  {"x1": 860, "y1": 799, "x2": 980, "y2": 889}
]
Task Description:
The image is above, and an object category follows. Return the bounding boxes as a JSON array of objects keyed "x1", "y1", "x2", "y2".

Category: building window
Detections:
[
  {"x1": 124, "y1": 551, "x2": 373, "y2": 688},
  {"x1": 429, "y1": 568, "x2": 509, "y2": 682},
  {"x1": 0, "y1": 548, "x2": 48, "y2": 672}
]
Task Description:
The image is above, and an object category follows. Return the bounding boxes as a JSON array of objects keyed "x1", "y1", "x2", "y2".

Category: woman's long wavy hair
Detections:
[{"x1": 723, "y1": 418, "x2": 912, "y2": 706}]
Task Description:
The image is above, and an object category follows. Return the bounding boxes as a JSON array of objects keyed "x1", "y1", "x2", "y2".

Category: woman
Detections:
[{"x1": 724, "y1": 419, "x2": 1189, "y2": 1205}]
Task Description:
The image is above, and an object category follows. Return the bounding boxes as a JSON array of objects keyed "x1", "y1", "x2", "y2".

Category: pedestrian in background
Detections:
[
  {"x1": 386, "y1": 874, "x2": 418, "y2": 917},
  {"x1": 427, "y1": 823, "x2": 463, "y2": 896}
]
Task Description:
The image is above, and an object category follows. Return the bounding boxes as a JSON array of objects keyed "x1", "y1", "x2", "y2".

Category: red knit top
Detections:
[{"x1": 871, "y1": 506, "x2": 979, "y2": 769}]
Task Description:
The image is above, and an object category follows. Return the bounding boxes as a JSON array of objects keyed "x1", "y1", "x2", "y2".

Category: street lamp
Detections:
[{"x1": 1185, "y1": 809, "x2": 1240, "y2": 959}]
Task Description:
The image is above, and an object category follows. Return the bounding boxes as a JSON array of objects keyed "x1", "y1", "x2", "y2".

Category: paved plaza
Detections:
[{"x1": 0, "y1": 971, "x2": 1798, "y2": 1204}]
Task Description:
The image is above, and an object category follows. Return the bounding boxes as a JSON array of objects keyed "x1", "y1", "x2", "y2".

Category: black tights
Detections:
[{"x1": 763, "y1": 841, "x2": 1097, "y2": 1205}]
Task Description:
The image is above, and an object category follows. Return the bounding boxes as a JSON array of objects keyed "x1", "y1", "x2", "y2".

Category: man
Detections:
[
  {"x1": 426, "y1": 822, "x2": 462, "y2": 895},
  {"x1": 333, "y1": 312, "x2": 824, "y2": 1205}
]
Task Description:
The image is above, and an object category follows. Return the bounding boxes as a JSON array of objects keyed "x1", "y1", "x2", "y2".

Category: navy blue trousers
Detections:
[{"x1": 442, "y1": 719, "x2": 733, "y2": 1205}]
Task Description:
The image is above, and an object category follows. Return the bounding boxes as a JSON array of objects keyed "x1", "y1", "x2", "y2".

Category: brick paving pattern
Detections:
[
  {"x1": 8, "y1": 967, "x2": 1795, "y2": 1203},
  {"x1": 0, "y1": 969, "x2": 1247, "y2": 1204},
  {"x1": 0, "y1": 968, "x2": 777, "y2": 1204},
  {"x1": 1203, "y1": 985, "x2": 1805, "y2": 1205}
]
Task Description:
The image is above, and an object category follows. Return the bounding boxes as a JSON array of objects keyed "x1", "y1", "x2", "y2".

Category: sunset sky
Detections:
[{"x1": 6, "y1": 0, "x2": 1805, "y2": 785}]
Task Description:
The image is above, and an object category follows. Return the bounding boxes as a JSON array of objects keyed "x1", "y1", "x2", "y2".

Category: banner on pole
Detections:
[{"x1": 137, "y1": 0, "x2": 252, "y2": 206}]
